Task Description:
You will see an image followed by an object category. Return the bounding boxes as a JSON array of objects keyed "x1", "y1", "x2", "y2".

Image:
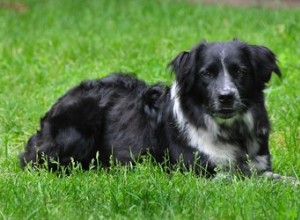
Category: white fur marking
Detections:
[
  {"x1": 243, "y1": 111, "x2": 255, "y2": 132},
  {"x1": 219, "y1": 49, "x2": 239, "y2": 97},
  {"x1": 220, "y1": 49, "x2": 226, "y2": 66},
  {"x1": 242, "y1": 111, "x2": 260, "y2": 157}
]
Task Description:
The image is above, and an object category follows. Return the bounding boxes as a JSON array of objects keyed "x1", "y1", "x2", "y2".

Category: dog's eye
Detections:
[
  {"x1": 237, "y1": 68, "x2": 247, "y2": 76},
  {"x1": 200, "y1": 70, "x2": 213, "y2": 79}
]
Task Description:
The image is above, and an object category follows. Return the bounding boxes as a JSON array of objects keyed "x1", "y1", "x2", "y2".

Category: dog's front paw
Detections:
[
  {"x1": 264, "y1": 171, "x2": 299, "y2": 185},
  {"x1": 264, "y1": 171, "x2": 282, "y2": 180}
]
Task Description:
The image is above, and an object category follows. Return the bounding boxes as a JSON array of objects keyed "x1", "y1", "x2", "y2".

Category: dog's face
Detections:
[{"x1": 169, "y1": 40, "x2": 281, "y2": 124}]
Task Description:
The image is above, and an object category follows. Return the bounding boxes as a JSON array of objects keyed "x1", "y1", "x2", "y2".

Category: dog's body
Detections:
[{"x1": 20, "y1": 40, "x2": 281, "y2": 176}]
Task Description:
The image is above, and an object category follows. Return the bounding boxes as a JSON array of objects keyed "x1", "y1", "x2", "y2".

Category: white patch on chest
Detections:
[{"x1": 184, "y1": 121, "x2": 239, "y2": 168}]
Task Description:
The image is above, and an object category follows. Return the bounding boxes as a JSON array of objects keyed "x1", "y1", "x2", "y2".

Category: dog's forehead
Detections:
[{"x1": 203, "y1": 42, "x2": 245, "y2": 62}]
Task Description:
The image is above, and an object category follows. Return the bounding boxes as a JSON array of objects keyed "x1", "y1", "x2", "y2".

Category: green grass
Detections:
[{"x1": 0, "y1": 0, "x2": 300, "y2": 219}]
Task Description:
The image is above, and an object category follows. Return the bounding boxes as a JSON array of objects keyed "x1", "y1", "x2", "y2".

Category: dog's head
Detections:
[{"x1": 169, "y1": 40, "x2": 281, "y2": 124}]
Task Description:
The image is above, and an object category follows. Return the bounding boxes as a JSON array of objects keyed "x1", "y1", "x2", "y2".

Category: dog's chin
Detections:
[{"x1": 213, "y1": 109, "x2": 239, "y2": 121}]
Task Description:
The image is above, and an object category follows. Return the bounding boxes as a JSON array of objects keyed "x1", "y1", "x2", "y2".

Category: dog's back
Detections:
[{"x1": 20, "y1": 73, "x2": 165, "y2": 170}]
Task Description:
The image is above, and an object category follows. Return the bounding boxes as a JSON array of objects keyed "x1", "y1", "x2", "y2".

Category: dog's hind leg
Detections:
[
  {"x1": 20, "y1": 90, "x2": 105, "y2": 171},
  {"x1": 19, "y1": 132, "x2": 61, "y2": 170},
  {"x1": 19, "y1": 133, "x2": 42, "y2": 169}
]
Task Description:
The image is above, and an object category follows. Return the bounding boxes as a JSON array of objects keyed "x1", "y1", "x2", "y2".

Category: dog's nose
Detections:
[{"x1": 218, "y1": 92, "x2": 235, "y2": 105}]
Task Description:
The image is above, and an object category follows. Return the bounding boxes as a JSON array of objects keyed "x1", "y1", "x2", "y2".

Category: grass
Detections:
[{"x1": 0, "y1": 0, "x2": 300, "y2": 219}]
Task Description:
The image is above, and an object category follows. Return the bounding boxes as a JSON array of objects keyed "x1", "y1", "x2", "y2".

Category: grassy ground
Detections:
[{"x1": 0, "y1": 0, "x2": 300, "y2": 219}]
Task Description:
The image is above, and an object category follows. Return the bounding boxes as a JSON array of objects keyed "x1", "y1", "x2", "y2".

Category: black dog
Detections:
[{"x1": 20, "y1": 39, "x2": 281, "y2": 177}]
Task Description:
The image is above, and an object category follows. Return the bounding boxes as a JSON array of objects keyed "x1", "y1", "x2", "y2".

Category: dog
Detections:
[{"x1": 20, "y1": 39, "x2": 282, "y2": 178}]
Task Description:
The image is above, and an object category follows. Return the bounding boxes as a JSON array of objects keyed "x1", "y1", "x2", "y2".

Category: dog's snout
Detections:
[{"x1": 218, "y1": 91, "x2": 235, "y2": 105}]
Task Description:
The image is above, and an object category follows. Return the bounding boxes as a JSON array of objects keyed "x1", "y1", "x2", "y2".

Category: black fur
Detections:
[{"x1": 20, "y1": 40, "x2": 281, "y2": 176}]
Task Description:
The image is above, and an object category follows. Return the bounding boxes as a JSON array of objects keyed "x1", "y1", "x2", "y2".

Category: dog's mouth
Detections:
[{"x1": 213, "y1": 108, "x2": 238, "y2": 119}]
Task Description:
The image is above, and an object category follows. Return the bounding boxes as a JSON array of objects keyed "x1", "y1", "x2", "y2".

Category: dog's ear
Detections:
[
  {"x1": 249, "y1": 45, "x2": 281, "y2": 88},
  {"x1": 168, "y1": 42, "x2": 207, "y2": 92},
  {"x1": 168, "y1": 51, "x2": 195, "y2": 91},
  {"x1": 168, "y1": 51, "x2": 191, "y2": 76}
]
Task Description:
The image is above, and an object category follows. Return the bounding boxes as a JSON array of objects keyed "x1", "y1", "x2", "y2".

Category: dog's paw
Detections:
[
  {"x1": 263, "y1": 171, "x2": 282, "y2": 180},
  {"x1": 263, "y1": 171, "x2": 299, "y2": 186}
]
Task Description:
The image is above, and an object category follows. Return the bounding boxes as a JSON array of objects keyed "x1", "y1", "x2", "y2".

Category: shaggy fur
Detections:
[{"x1": 20, "y1": 39, "x2": 281, "y2": 176}]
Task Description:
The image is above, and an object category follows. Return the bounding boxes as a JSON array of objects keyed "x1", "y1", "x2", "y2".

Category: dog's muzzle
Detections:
[{"x1": 212, "y1": 90, "x2": 241, "y2": 119}]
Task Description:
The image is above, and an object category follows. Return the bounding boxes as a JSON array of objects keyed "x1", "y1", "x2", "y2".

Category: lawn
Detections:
[{"x1": 0, "y1": 0, "x2": 300, "y2": 219}]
